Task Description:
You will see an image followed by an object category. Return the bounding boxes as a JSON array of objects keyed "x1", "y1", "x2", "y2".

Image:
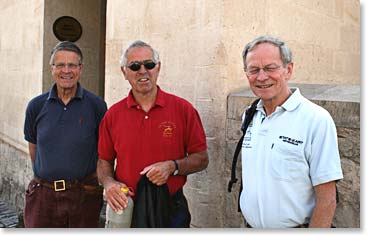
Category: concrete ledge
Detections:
[
  {"x1": 229, "y1": 83, "x2": 360, "y2": 102},
  {"x1": 227, "y1": 83, "x2": 360, "y2": 128}
]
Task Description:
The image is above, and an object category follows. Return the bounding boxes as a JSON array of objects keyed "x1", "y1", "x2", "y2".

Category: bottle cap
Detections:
[{"x1": 121, "y1": 186, "x2": 129, "y2": 194}]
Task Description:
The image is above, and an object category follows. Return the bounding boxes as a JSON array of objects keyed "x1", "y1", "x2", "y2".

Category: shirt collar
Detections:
[
  {"x1": 127, "y1": 86, "x2": 166, "y2": 109},
  {"x1": 47, "y1": 82, "x2": 84, "y2": 100},
  {"x1": 280, "y1": 87, "x2": 302, "y2": 111},
  {"x1": 256, "y1": 87, "x2": 302, "y2": 112}
]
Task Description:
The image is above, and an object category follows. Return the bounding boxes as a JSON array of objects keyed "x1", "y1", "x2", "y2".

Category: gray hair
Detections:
[
  {"x1": 120, "y1": 40, "x2": 160, "y2": 67},
  {"x1": 49, "y1": 41, "x2": 83, "y2": 65},
  {"x1": 242, "y1": 36, "x2": 292, "y2": 69}
]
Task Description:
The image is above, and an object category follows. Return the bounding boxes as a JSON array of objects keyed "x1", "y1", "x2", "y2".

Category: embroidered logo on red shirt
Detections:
[{"x1": 159, "y1": 121, "x2": 176, "y2": 138}]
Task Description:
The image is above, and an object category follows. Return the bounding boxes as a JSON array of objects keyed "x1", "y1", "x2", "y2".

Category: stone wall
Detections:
[
  {"x1": 0, "y1": 0, "x2": 44, "y2": 222},
  {"x1": 0, "y1": 140, "x2": 32, "y2": 215},
  {"x1": 225, "y1": 83, "x2": 360, "y2": 228},
  {"x1": 0, "y1": 0, "x2": 44, "y2": 154}
]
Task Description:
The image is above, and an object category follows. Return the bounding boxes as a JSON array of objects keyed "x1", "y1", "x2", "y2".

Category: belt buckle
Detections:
[{"x1": 54, "y1": 180, "x2": 66, "y2": 191}]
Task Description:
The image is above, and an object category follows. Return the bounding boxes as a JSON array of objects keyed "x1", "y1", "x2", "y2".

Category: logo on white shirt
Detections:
[{"x1": 279, "y1": 135, "x2": 303, "y2": 146}]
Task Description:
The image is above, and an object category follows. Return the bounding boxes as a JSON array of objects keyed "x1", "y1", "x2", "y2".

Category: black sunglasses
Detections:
[{"x1": 127, "y1": 60, "x2": 157, "y2": 72}]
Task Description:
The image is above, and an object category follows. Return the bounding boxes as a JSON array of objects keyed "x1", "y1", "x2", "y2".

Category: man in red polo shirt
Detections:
[{"x1": 97, "y1": 40, "x2": 209, "y2": 227}]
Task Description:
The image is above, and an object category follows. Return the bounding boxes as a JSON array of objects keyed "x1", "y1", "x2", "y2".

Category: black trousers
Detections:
[{"x1": 169, "y1": 189, "x2": 191, "y2": 228}]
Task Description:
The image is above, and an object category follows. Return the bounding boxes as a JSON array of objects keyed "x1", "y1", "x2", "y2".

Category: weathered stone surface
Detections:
[
  {"x1": 0, "y1": 140, "x2": 31, "y2": 217},
  {"x1": 334, "y1": 158, "x2": 360, "y2": 227},
  {"x1": 337, "y1": 128, "x2": 360, "y2": 163}
]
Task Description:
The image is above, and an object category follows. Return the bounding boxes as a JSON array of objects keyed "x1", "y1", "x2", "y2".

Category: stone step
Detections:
[{"x1": 0, "y1": 200, "x2": 19, "y2": 228}]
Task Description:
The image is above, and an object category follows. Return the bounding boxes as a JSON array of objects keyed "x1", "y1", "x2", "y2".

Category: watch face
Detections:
[{"x1": 173, "y1": 169, "x2": 179, "y2": 176}]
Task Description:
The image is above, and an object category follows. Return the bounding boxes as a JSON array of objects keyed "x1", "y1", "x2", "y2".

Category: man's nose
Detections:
[
  {"x1": 137, "y1": 64, "x2": 147, "y2": 73},
  {"x1": 256, "y1": 68, "x2": 268, "y2": 81}
]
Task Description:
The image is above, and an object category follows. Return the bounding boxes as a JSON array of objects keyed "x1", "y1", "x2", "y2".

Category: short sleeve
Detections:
[
  {"x1": 308, "y1": 111, "x2": 343, "y2": 186},
  {"x1": 184, "y1": 104, "x2": 207, "y2": 154},
  {"x1": 98, "y1": 113, "x2": 116, "y2": 160},
  {"x1": 24, "y1": 100, "x2": 39, "y2": 144}
]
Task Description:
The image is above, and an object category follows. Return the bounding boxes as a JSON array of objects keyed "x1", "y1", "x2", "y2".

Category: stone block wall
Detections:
[
  {"x1": 224, "y1": 83, "x2": 360, "y2": 228},
  {"x1": 0, "y1": 0, "x2": 44, "y2": 152}
]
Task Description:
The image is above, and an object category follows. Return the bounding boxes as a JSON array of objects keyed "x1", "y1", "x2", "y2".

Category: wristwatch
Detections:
[{"x1": 172, "y1": 160, "x2": 179, "y2": 176}]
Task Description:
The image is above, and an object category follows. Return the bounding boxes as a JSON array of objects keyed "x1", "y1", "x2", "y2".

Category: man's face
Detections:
[
  {"x1": 122, "y1": 46, "x2": 160, "y2": 96},
  {"x1": 51, "y1": 50, "x2": 82, "y2": 90},
  {"x1": 245, "y1": 43, "x2": 293, "y2": 104}
]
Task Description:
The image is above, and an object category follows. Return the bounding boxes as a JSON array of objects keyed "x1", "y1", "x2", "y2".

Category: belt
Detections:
[
  {"x1": 33, "y1": 172, "x2": 102, "y2": 192},
  {"x1": 245, "y1": 223, "x2": 309, "y2": 228}
]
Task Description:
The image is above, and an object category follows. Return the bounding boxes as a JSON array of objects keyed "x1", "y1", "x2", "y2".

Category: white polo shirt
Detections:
[{"x1": 240, "y1": 88, "x2": 343, "y2": 228}]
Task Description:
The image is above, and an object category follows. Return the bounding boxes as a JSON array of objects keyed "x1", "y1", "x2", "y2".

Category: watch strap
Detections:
[{"x1": 172, "y1": 160, "x2": 179, "y2": 175}]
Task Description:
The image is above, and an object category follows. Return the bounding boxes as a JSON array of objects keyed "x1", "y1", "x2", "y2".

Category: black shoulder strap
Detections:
[{"x1": 227, "y1": 98, "x2": 260, "y2": 193}]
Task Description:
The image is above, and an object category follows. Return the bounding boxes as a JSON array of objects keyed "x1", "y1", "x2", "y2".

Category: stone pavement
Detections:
[{"x1": 0, "y1": 200, "x2": 19, "y2": 228}]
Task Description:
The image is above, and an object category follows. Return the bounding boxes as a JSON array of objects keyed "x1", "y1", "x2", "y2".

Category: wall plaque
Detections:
[{"x1": 53, "y1": 16, "x2": 82, "y2": 42}]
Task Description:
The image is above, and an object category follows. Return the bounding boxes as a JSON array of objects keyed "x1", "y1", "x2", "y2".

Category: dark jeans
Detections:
[
  {"x1": 169, "y1": 189, "x2": 191, "y2": 228},
  {"x1": 24, "y1": 178, "x2": 103, "y2": 228}
]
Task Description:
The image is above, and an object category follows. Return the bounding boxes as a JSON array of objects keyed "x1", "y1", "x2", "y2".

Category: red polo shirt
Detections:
[{"x1": 98, "y1": 87, "x2": 207, "y2": 195}]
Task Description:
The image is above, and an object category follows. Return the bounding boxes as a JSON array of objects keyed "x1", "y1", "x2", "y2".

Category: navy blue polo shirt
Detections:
[{"x1": 24, "y1": 83, "x2": 107, "y2": 181}]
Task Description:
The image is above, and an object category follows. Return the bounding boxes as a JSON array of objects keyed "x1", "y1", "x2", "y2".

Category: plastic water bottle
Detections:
[{"x1": 105, "y1": 186, "x2": 134, "y2": 228}]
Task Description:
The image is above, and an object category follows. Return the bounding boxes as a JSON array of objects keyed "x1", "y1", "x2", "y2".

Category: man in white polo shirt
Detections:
[{"x1": 239, "y1": 35, "x2": 343, "y2": 228}]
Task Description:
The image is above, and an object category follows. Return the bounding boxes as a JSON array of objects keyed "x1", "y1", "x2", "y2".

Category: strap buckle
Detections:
[{"x1": 54, "y1": 180, "x2": 66, "y2": 191}]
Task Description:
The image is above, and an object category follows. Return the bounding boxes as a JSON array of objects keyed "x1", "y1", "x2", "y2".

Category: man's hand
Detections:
[
  {"x1": 140, "y1": 150, "x2": 209, "y2": 186},
  {"x1": 104, "y1": 179, "x2": 135, "y2": 212},
  {"x1": 140, "y1": 160, "x2": 175, "y2": 186},
  {"x1": 97, "y1": 159, "x2": 135, "y2": 212}
]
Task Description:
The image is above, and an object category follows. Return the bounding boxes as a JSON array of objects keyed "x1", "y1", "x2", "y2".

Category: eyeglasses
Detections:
[
  {"x1": 127, "y1": 60, "x2": 156, "y2": 72},
  {"x1": 245, "y1": 64, "x2": 281, "y2": 78},
  {"x1": 52, "y1": 62, "x2": 81, "y2": 70}
]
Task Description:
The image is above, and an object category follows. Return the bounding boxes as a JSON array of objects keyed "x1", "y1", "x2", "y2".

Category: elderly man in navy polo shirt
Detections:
[{"x1": 23, "y1": 41, "x2": 107, "y2": 227}]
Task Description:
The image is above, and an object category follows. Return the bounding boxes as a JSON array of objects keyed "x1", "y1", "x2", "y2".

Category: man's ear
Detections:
[
  {"x1": 157, "y1": 61, "x2": 161, "y2": 73},
  {"x1": 121, "y1": 66, "x2": 127, "y2": 80},
  {"x1": 285, "y1": 62, "x2": 293, "y2": 81}
]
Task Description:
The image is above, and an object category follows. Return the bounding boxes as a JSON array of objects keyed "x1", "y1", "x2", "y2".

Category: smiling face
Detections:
[
  {"x1": 121, "y1": 46, "x2": 161, "y2": 97},
  {"x1": 51, "y1": 50, "x2": 82, "y2": 91},
  {"x1": 245, "y1": 42, "x2": 293, "y2": 107}
]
